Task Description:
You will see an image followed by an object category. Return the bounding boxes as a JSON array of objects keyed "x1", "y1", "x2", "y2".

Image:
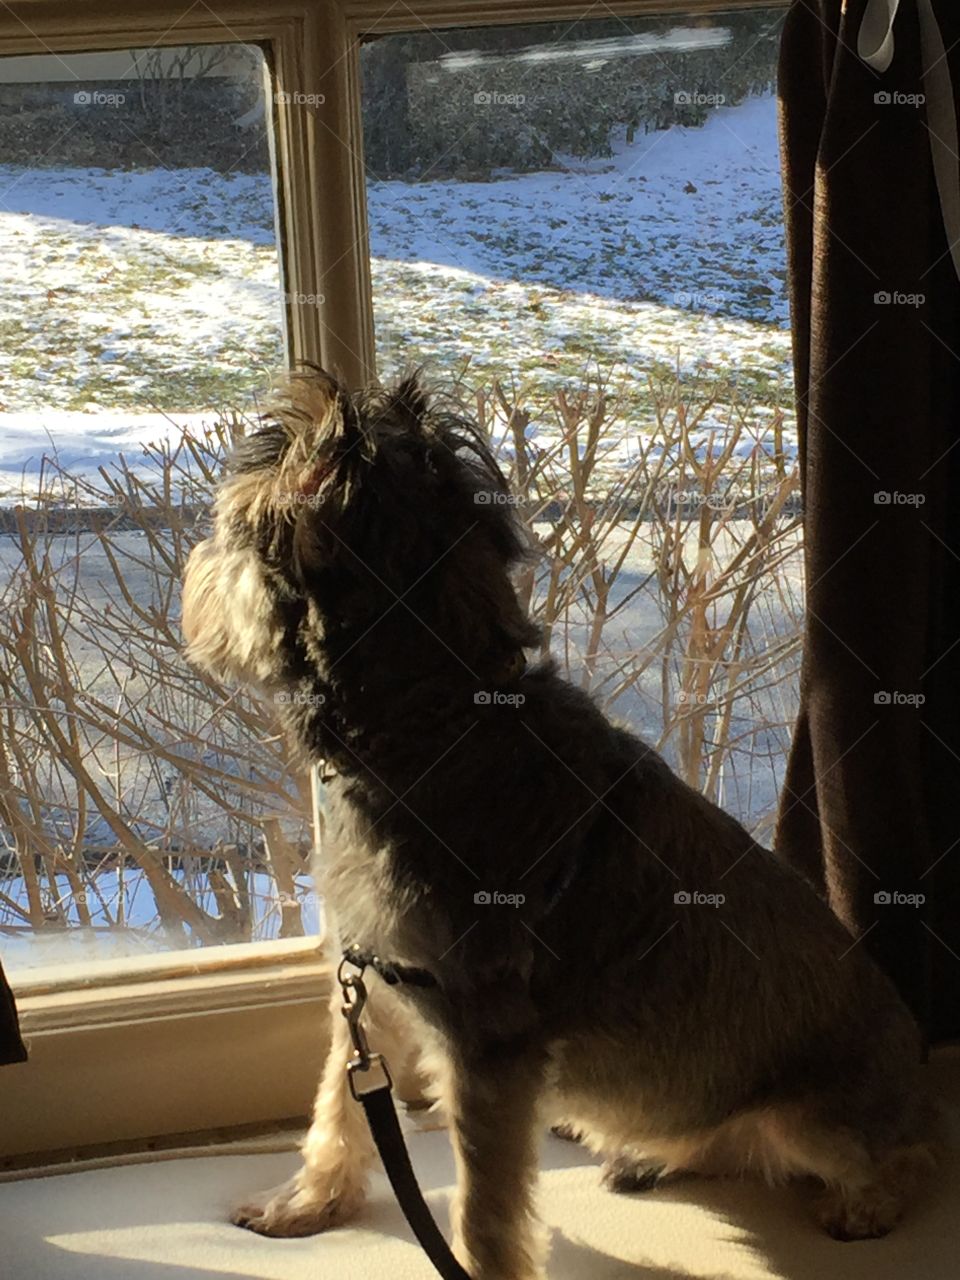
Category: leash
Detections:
[{"x1": 337, "y1": 949, "x2": 472, "y2": 1280}]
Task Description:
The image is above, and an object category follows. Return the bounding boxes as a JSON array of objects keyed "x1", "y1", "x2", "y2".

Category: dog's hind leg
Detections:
[
  {"x1": 812, "y1": 1141, "x2": 938, "y2": 1241},
  {"x1": 806, "y1": 1129, "x2": 939, "y2": 1241},
  {"x1": 232, "y1": 973, "x2": 419, "y2": 1237},
  {"x1": 752, "y1": 1102, "x2": 939, "y2": 1241},
  {"x1": 443, "y1": 1048, "x2": 547, "y2": 1280}
]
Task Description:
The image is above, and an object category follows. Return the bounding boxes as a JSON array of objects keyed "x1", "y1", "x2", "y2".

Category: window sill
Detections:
[{"x1": 3, "y1": 940, "x2": 332, "y2": 1165}]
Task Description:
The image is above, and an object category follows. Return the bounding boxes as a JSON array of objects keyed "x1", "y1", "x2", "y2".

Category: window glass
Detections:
[
  {"x1": 360, "y1": 10, "x2": 798, "y2": 839},
  {"x1": 0, "y1": 44, "x2": 317, "y2": 970}
]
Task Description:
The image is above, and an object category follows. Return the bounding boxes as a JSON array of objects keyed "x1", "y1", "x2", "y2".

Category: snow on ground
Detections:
[
  {"x1": 0, "y1": 410, "x2": 218, "y2": 484},
  {"x1": 0, "y1": 168, "x2": 282, "y2": 420},
  {"x1": 0, "y1": 94, "x2": 792, "y2": 500},
  {"x1": 369, "y1": 94, "x2": 787, "y2": 323},
  {"x1": 1, "y1": 871, "x2": 322, "y2": 972}
]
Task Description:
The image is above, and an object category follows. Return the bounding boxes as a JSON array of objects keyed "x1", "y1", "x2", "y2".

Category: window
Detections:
[
  {"x1": 359, "y1": 7, "x2": 797, "y2": 840},
  {"x1": 0, "y1": 42, "x2": 316, "y2": 972},
  {"x1": 0, "y1": 0, "x2": 790, "y2": 1162},
  {"x1": 361, "y1": 13, "x2": 787, "y2": 381}
]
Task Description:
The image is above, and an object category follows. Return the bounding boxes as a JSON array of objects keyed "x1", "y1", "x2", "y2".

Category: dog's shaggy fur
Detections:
[{"x1": 183, "y1": 370, "x2": 938, "y2": 1279}]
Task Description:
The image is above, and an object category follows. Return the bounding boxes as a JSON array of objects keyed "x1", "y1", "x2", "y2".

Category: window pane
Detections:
[
  {"x1": 0, "y1": 45, "x2": 317, "y2": 970},
  {"x1": 360, "y1": 11, "x2": 799, "y2": 838}
]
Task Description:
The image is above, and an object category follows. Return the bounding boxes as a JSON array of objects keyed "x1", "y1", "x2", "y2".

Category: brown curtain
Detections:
[
  {"x1": 777, "y1": 0, "x2": 960, "y2": 1044},
  {"x1": 0, "y1": 961, "x2": 26, "y2": 1065}
]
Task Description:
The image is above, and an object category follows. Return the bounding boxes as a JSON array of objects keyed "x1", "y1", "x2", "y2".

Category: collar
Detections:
[{"x1": 341, "y1": 944, "x2": 438, "y2": 989}]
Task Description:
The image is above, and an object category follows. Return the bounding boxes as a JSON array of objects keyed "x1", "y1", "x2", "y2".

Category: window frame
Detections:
[{"x1": 0, "y1": 0, "x2": 787, "y2": 1162}]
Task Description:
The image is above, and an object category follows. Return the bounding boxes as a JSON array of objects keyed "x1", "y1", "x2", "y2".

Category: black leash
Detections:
[{"x1": 338, "y1": 949, "x2": 471, "y2": 1280}]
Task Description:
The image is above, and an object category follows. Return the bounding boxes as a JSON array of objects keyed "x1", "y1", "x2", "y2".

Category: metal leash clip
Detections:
[{"x1": 338, "y1": 949, "x2": 394, "y2": 1101}]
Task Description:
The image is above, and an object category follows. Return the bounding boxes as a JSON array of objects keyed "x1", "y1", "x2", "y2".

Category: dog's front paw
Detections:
[
  {"x1": 231, "y1": 1171, "x2": 366, "y2": 1238},
  {"x1": 602, "y1": 1154, "x2": 674, "y2": 1193},
  {"x1": 550, "y1": 1122, "x2": 583, "y2": 1144}
]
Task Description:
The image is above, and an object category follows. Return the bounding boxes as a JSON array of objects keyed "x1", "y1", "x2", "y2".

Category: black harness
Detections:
[{"x1": 341, "y1": 944, "x2": 438, "y2": 991}]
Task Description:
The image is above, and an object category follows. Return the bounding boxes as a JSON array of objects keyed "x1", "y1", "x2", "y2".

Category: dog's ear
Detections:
[
  {"x1": 292, "y1": 391, "x2": 365, "y2": 497},
  {"x1": 271, "y1": 375, "x2": 370, "y2": 506},
  {"x1": 289, "y1": 373, "x2": 428, "y2": 560},
  {"x1": 287, "y1": 390, "x2": 369, "y2": 585},
  {"x1": 382, "y1": 372, "x2": 428, "y2": 432},
  {"x1": 332, "y1": 387, "x2": 365, "y2": 450}
]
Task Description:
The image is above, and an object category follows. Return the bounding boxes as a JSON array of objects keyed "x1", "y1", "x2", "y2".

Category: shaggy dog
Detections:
[{"x1": 182, "y1": 370, "x2": 937, "y2": 1280}]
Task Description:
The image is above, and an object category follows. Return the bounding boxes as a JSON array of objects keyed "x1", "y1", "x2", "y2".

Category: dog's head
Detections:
[{"x1": 182, "y1": 369, "x2": 539, "y2": 696}]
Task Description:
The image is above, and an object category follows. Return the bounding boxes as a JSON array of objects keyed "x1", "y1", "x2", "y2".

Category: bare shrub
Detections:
[
  {"x1": 0, "y1": 421, "x2": 312, "y2": 954},
  {"x1": 470, "y1": 369, "x2": 802, "y2": 837},
  {"x1": 0, "y1": 371, "x2": 802, "y2": 953}
]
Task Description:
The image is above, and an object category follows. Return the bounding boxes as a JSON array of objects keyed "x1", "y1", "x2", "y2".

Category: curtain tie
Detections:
[{"x1": 858, "y1": 0, "x2": 960, "y2": 281}]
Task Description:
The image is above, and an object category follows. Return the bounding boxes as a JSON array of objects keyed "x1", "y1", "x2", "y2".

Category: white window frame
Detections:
[{"x1": 0, "y1": 0, "x2": 786, "y2": 1164}]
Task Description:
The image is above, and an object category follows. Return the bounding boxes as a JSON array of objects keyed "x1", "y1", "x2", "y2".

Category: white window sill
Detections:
[{"x1": 3, "y1": 939, "x2": 332, "y2": 1165}]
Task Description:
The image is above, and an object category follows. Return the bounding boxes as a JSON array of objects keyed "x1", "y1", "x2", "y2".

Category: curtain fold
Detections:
[{"x1": 776, "y1": 0, "x2": 960, "y2": 1043}]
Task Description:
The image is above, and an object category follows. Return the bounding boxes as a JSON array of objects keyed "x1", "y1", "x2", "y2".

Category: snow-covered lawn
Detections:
[{"x1": 0, "y1": 94, "x2": 791, "y2": 498}]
